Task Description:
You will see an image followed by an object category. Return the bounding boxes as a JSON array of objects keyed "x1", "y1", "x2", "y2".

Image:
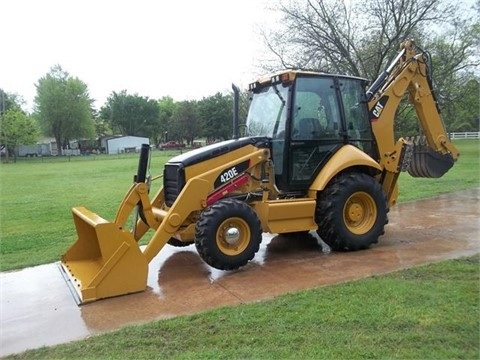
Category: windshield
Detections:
[{"x1": 246, "y1": 84, "x2": 288, "y2": 138}]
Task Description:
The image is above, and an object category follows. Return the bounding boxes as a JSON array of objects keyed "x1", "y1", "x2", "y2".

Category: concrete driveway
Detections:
[{"x1": 1, "y1": 188, "x2": 479, "y2": 357}]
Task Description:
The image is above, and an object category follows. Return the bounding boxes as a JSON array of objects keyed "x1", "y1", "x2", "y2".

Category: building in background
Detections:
[{"x1": 101, "y1": 136, "x2": 150, "y2": 155}]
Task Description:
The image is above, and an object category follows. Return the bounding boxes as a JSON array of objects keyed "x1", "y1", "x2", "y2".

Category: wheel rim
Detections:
[
  {"x1": 343, "y1": 191, "x2": 377, "y2": 235},
  {"x1": 216, "y1": 217, "x2": 251, "y2": 256}
]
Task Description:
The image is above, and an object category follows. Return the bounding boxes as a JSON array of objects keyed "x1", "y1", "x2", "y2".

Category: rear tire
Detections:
[
  {"x1": 316, "y1": 172, "x2": 388, "y2": 251},
  {"x1": 195, "y1": 199, "x2": 262, "y2": 270}
]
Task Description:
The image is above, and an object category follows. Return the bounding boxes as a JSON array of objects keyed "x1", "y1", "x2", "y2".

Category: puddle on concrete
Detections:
[{"x1": 1, "y1": 188, "x2": 478, "y2": 356}]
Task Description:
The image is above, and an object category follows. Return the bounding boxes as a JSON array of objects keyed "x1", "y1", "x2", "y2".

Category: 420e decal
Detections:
[{"x1": 214, "y1": 160, "x2": 250, "y2": 188}]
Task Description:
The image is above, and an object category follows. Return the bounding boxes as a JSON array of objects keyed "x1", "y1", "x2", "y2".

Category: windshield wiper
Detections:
[
  {"x1": 273, "y1": 84, "x2": 285, "y2": 105},
  {"x1": 272, "y1": 85, "x2": 286, "y2": 137}
]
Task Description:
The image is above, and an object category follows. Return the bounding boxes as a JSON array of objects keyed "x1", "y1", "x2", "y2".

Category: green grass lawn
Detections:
[
  {"x1": 5, "y1": 255, "x2": 479, "y2": 359},
  {"x1": 0, "y1": 151, "x2": 174, "y2": 271},
  {"x1": 0, "y1": 141, "x2": 478, "y2": 271}
]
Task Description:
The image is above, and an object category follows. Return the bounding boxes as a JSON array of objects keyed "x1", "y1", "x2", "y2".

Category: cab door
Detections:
[
  {"x1": 338, "y1": 77, "x2": 377, "y2": 159},
  {"x1": 283, "y1": 76, "x2": 345, "y2": 191}
]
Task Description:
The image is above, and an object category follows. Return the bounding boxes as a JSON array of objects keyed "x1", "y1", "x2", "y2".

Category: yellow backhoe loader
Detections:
[{"x1": 60, "y1": 40, "x2": 459, "y2": 304}]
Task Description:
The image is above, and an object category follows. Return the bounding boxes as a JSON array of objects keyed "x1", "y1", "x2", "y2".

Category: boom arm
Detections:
[{"x1": 367, "y1": 40, "x2": 459, "y2": 205}]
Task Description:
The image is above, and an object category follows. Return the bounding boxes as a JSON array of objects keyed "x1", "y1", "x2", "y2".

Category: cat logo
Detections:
[{"x1": 370, "y1": 95, "x2": 389, "y2": 122}]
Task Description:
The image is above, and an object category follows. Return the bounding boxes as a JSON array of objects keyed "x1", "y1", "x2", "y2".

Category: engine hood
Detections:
[{"x1": 166, "y1": 137, "x2": 270, "y2": 168}]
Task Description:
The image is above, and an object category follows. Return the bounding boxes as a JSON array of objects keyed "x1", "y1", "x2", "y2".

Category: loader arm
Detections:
[
  {"x1": 367, "y1": 40, "x2": 459, "y2": 205},
  {"x1": 61, "y1": 141, "x2": 272, "y2": 303}
]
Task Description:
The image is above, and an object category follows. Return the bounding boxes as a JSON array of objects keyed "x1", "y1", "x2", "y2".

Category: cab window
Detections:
[
  {"x1": 292, "y1": 77, "x2": 343, "y2": 141},
  {"x1": 339, "y1": 78, "x2": 375, "y2": 155}
]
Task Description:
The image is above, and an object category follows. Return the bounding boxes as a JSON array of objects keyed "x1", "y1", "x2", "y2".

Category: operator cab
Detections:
[{"x1": 246, "y1": 71, "x2": 378, "y2": 192}]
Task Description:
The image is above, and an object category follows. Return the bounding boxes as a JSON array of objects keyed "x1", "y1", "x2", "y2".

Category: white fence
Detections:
[{"x1": 449, "y1": 132, "x2": 480, "y2": 139}]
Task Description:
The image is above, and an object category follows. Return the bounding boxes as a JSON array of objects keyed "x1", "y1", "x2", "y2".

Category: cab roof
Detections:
[{"x1": 249, "y1": 69, "x2": 369, "y2": 91}]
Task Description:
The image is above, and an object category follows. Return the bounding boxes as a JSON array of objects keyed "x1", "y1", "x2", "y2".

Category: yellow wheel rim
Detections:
[
  {"x1": 216, "y1": 217, "x2": 251, "y2": 256},
  {"x1": 343, "y1": 191, "x2": 377, "y2": 235}
]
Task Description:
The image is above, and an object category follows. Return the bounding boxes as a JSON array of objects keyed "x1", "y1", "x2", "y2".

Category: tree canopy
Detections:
[
  {"x1": 264, "y1": 0, "x2": 479, "y2": 78},
  {"x1": 262, "y1": 0, "x2": 480, "y2": 134},
  {"x1": 3, "y1": 0, "x2": 478, "y2": 154},
  {"x1": 0, "y1": 107, "x2": 39, "y2": 162},
  {"x1": 34, "y1": 65, "x2": 95, "y2": 151},
  {"x1": 156, "y1": 96, "x2": 176, "y2": 145},
  {"x1": 100, "y1": 91, "x2": 160, "y2": 139},
  {"x1": 0, "y1": 90, "x2": 39, "y2": 162},
  {"x1": 198, "y1": 93, "x2": 234, "y2": 142},
  {"x1": 170, "y1": 100, "x2": 199, "y2": 145}
]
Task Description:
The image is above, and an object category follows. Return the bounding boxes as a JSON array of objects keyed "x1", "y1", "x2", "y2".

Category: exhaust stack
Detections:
[{"x1": 232, "y1": 83, "x2": 240, "y2": 139}]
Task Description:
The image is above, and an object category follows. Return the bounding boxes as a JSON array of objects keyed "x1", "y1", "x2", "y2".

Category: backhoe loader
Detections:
[{"x1": 60, "y1": 40, "x2": 459, "y2": 304}]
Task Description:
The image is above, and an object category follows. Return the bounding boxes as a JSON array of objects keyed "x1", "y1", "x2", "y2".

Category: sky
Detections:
[{"x1": 1, "y1": 0, "x2": 276, "y2": 111}]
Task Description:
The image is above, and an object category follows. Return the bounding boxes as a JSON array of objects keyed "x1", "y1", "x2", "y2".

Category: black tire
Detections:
[
  {"x1": 167, "y1": 238, "x2": 194, "y2": 247},
  {"x1": 316, "y1": 172, "x2": 388, "y2": 251},
  {"x1": 138, "y1": 209, "x2": 194, "y2": 247},
  {"x1": 278, "y1": 231, "x2": 310, "y2": 238},
  {"x1": 195, "y1": 199, "x2": 262, "y2": 270}
]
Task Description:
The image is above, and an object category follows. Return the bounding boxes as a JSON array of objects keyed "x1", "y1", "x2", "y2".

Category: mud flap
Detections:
[
  {"x1": 407, "y1": 145, "x2": 454, "y2": 178},
  {"x1": 60, "y1": 207, "x2": 148, "y2": 304}
]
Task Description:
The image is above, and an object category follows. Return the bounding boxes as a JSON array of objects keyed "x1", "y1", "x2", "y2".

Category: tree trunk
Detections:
[{"x1": 55, "y1": 135, "x2": 62, "y2": 156}]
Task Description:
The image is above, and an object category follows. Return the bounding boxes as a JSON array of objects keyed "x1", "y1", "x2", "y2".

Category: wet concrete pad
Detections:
[{"x1": 1, "y1": 188, "x2": 479, "y2": 356}]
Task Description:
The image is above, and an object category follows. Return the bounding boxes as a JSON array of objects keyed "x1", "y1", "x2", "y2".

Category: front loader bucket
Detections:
[
  {"x1": 407, "y1": 145, "x2": 455, "y2": 178},
  {"x1": 60, "y1": 207, "x2": 148, "y2": 304}
]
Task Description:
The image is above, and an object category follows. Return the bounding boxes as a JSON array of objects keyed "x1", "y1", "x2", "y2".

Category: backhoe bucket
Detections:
[
  {"x1": 407, "y1": 145, "x2": 454, "y2": 178},
  {"x1": 60, "y1": 207, "x2": 148, "y2": 304}
]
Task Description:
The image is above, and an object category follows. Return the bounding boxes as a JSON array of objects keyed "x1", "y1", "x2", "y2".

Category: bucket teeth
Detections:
[{"x1": 407, "y1": 144, "x2": 454, "y2": 178}]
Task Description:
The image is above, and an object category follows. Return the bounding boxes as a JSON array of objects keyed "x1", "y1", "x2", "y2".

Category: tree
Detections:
[
  {"x1": 264, "y1": 0, "x2": 458, "y2": 78},
  {"x1": 0, "y1": 108, "x2": 39, "y2": 162},
  {"x1": 100, "y1": 91, "x2": 160, "y2": 139},
  {"x1": 171, "y1": 100, "x2": 199, "y2": 145},
  {"x1": 156, "y1": 96, "x2": 176, "y2": 146},
  {"x1": 426, "y1": 19, "x2": 480, "y2": 131},
  {"x1": 93, "y1": 116, "x2": 112, "y2": 138},
  {"x1": 263, "y1": 0, "x2": 479, "y2": 133},
  {"x1": 198, "y1": 93, "x2": 233, "y2": 142},
  {"x1": 34, "y1": 65, "x2": 95, "y2": 153},
  {"x1": 444, "y1": 77, "x2": 480, "y2": 131},
  {"x1": 0, "y1": 89, "x2": 26, "y2": 114}
]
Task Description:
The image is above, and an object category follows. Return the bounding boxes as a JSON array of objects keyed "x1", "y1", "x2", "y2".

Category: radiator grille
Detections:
[{"x1": 164, "y1": 164, "x2": 185, "y2": 207}]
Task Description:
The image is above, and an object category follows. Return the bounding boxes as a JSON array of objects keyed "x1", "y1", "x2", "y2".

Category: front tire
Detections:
[
  {"x1": 195, "y1": 199, "x2": 262, "y2": 270},
  {"x1": 167, "y1": 238, "x2": 194, "y2": 247},
  {"x1": 316, "y1": 172, "x2": 388, "y2": 251}
]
